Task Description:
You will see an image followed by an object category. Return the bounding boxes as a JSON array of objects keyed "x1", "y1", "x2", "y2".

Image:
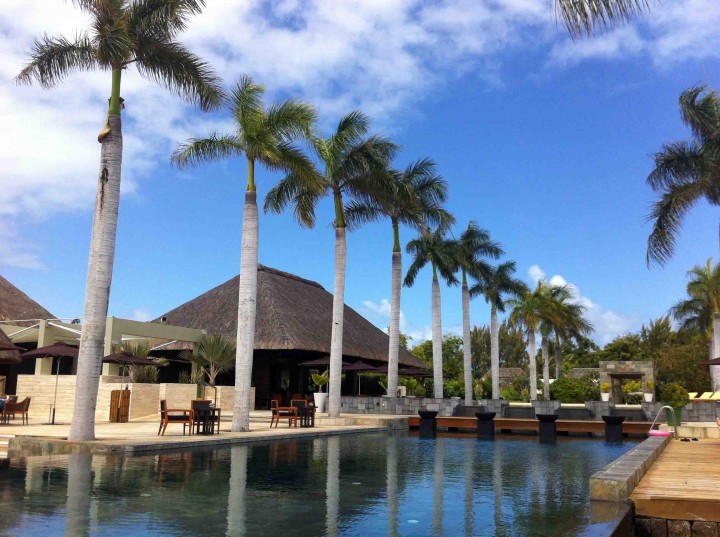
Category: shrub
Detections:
[
  {"x1": 399, "y1": 377, "x2": 426, "y2": 397},
  {"x1": 474, "y1": 377, "x2": 492, "y2": 399},
  {"x1": 177, "y1": 370, "x2": 192, "y2": 384},
  {"x1": 444, "y1": 378, "x2": 465, "y2": 398},
  {"x1": 550, "y1": 377, "x2": 589, "y2": 403},
  {"x1": 622, "y1": 380, "x2": 642, "y2": 404},
  {"x1": 660, "y1": 382, "x2": 689, "y2": 410},
  {"x1": 645, "y1": 380, "x2": 654, "y2": 392},
  {"x1": 133, "y1": 365, "x2": 159, "y2": 384},
  {"x1": 600, "y1": 382, "x2": 611, "y2": 393}
]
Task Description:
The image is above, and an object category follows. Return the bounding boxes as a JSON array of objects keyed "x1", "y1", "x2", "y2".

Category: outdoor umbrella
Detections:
[
  {"x1": 21, "y1": 342, "x2": 79, "y2": 424},
  {"x1": 342, "y1": 360, "x2": 378, "y2": 395},
  {"x1": 102, "y1": 351, "x2": 163, "y2": 388},
  {"x1": 699, "y1": 357, "x2": 720, "y2": 366},
  {"x1": 0, "y1": 331, "x2": 22, "y2": 364}
]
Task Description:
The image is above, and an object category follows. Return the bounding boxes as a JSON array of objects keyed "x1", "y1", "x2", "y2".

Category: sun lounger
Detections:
[
  {"x1": 711, "y1": 392, "x2": 720, "y2": 400},
  {"x1": 696, "y1": 392, "x2": 714, "y2": 400},
  {"x1": 687, "y1": 392, "x2": 698, "y2": 399}
]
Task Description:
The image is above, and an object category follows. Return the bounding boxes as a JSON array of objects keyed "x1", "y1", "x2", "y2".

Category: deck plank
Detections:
[{"x1": 630, "y1": 438, "x2": 720, "y2": 522}]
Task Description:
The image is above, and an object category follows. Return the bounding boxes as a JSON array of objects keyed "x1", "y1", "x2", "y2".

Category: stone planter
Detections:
[
  {"x1": 643, "y1": 393, "x2": 653, "y2": 403},
  {"x1": 313, "y1": 392, "x2": 328, "y2": 413},
  {"x1": 475, "y1": 412, "x2": 496, "y2": 439},
  {"x1": 601, "y1": 415, "x2": 625, "y2": 442},
  {"x1": 536, "y1": 414, "x2": 558, "y2": 442},
  {"x1": 601, "y1": 393, "x2": 610, "y2": 402},
  {"x1": 418, "y1": 410, "x2": 438, "y2": 437}
]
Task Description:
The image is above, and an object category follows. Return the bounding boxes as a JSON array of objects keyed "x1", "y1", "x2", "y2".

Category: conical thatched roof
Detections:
[
  {"x1": 0, "y1": 330, "x2": 21, "y2": 364},
  {"x1": 159, "y1": 265, "x2": 425, "y2": 368},
  {"x1": 0, "y1": 275, "x2": 54, "y2": 325}
]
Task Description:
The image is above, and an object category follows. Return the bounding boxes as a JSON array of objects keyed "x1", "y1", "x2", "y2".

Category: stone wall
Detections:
[
  {"x1": 636, "y1": 519, "x2": 720, "y2": 537},
  {"x1": 340, "y1": 396, "x2": 463, "y2": 416}
]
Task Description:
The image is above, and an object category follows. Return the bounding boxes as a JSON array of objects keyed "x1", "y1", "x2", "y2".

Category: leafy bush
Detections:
[
  {"x1": 550, "y1": 377, "x2": 590, "y2": 403},
  {"x1": 474, "y1": 377, "x2": 492, "y2": 399},
  {"x1": 399, "y1": 377, "x2": 426, "y2": 397},
  {"x1": 660, "y1": 382, "x2": 689, "y2": 410},
  {"x1": 177, "y1": 370, "x2": 192, "y2": 384},
  {"x1": 311, "y1": 370, "x2": 329, "y2": 392},
  {"x1": 600, "y1": 382, "x2": 611, "y2": 393},
  {"x1": 622, "y1": 380, "x2": 642, "y2": 404},
  {"x1": 444, "y1": 378, "x2": 465, "y2": 398},
  {"x1": 133, "y1": 365, "x2": 159, "y2": 384}
]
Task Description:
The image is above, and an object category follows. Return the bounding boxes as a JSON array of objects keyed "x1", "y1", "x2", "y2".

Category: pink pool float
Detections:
[{"x1": 648, "y1": 429, "x2": 672, "y2": 437}]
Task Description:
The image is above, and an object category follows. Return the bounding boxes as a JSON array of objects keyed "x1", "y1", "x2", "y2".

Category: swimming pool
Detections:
[{"x1": 0, "y1": 432, "x2": 635, "y2": 536}]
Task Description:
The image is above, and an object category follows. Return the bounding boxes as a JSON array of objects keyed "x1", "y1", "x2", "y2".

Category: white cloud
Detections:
[
  {"x1": 526, "y1": 265, "x2": 636, "y2": 345},
  {"x1": 131, "y1": 308, "x2": 152, "y2": 322},
  {"x1": 0, "y1": 219, "x2": 43, "y2": 269}
]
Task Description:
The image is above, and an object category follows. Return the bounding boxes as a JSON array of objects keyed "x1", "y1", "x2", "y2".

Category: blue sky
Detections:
[{"x1": 1, "y1": 0, "x2": 719, "y2": 346}]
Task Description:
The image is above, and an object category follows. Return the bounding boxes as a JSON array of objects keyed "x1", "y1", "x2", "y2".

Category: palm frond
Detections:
[
  {"x1": 679, "y1": 85, "x2": 720, "y2": 142},
  {"x1": 645, "y1": 180, "x2": 706, "y2": 267},
  {"x1": 171, "y1": 134, "x2": 243, "y2": 169},
  {"x1": 135, "y1": 40, "x2": 223, "y2": 111},
  {"x1": 16, "y1": 33, "x2": 99, "y2": 87},
  {"x1": 265, "y1": 99, "x2": 317, "y2": 141},
  {"x1": 646, "y1": 141, "x2": 705, "y2": 191},
  {"x1": 344, "y1": 202, "x2": 383, "y2": 231},
  {"x1": 555, "y1": 0, "x2": 652, "y2": 39},
  {"x1": 264, "y1": 174, "x2": 320, "y2": 228},
  {"x1": 129, "y1": 0, "x2": 205, "y2": 39}
]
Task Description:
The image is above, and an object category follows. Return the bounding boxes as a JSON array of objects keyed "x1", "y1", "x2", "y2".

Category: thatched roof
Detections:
[
  {"x1": 158, "y1": 265, "x2": 425, "y2": 368},
  {"x1": 0, "y1": 330, "x2": 21, "y2": 364},
  {"x1": 0, "y1": 275, "x2": 54, "y2": 325}
]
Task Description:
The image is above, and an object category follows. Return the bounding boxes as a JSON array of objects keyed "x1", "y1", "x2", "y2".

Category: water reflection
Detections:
[{"x1": 0, "y1": 434, "x2": 635, "y2": 536}]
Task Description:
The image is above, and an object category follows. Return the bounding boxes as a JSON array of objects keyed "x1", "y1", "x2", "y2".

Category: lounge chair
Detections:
[
  {"x1": 2, "y1": 397, "x2": 30, "y2": 424},
  {"x1": 270, "y1": 400, "x2": 298, "y2": 428},
  {"x1": 696, "y1": 392, "x2": 714, "y2": 400},
  {"x1": 158, "y1": 400, "x2": 194, "y2": 436},
  {"x1": 687, "y1": 392, "x2": 698, "y2": 400},
  {"x1": 711, "y1": 392, "x2": 720, "y2": 400}
]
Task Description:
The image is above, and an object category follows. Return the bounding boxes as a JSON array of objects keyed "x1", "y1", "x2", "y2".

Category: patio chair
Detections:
[
  {"x1": 687, "y1": 392, "x2": 698, "y2": 400},
  {"x1": 270, "y1": 400, "x2": 298, "y2": 428},
  {"x1": 158, "y1": 400, "x2": 194, "y2": 436},
  {"x1": 697, "y1": 392, "x2": 714, "y2": 400},
  {"x1": 191, "y1": 399, "x2": 221, "y2": 434},
  {"x1": 2, "y1": 397, "x2": 30, "y2": 425}
]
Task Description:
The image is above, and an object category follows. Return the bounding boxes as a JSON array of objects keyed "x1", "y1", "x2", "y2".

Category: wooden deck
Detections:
[
  {"x1": 631, "y1": 439, "x2": 720, "y2": 522},
  {"x1": 406, "y1": 416, "x2": 651, "y2": 435}
]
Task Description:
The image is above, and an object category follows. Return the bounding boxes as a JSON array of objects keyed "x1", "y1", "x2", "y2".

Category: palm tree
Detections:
[
  {"x1": 345, "y1": 158, "x2": 450, "y2": 398},
  {"x1": 265, "y1": 111, "x2": 397, "y2": 417},
  {"x1": 180, "y1": 334, "x2": 236, "y2": 386},
  {"x1": 17, "y1": 0, "x2": 222, "y2": 441},
  {"x1": 455, "y1": 223, "x2": 502, "y2": 405},
  {"x1": 671, "y1": 259, "x2": 720, "y2": 389},
  {"x1": 470, "y1": 262, "x2": 527, "y2": 399},
  {"x1": 404, "y1": 226, "x2": 458, "y2": 398},
  {"x1": 172, "y1": 76, "x2": 316, "y2": 431},
  {"x1": 645, "y1": 86, "x2": 720, "y2": 267},
  {"x1": 555, "y1": 0, "x2": 655, "y2": 38},
  {"x1": 508, "y1": 285, "x2": 545, "y2": 401},
  {"x1": 549, "y1": 291, "x2": 593, "y2": 380}
]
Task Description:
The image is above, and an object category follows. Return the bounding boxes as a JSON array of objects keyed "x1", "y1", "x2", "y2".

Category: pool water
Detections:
[{"x1": 0, "y1": 433, "x2": 635, "y2": 536}]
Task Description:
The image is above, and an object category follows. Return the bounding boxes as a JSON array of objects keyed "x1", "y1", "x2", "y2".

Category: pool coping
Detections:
[
  {"x1": 8, "y1": 425, "x2": 392, "y2": 457},
  {"x1": 589, "y1": 435, "x2": 672, "y2": 502}
]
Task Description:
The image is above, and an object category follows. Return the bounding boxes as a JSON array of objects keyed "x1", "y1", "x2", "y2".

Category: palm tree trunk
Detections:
[
  {"x1": 490, "y1": 305, "x2": 500, "y2": 399},
  {"x1": 232, "y1": 188, "x2": 259, "y2": 432},
  {"x1": 65, "y1": 453, "x2": 93, "y2": 536},
  {"x1": 462, "y1": 280, "x2": 472, "y2": 405},
  {"x1": 386, "y1": 435, "x2": 399, "y2": 537},
  {"x1": 328, "y1": 227, "x2": 346, "y2": 417},
  {"x1": 528, "y1": 330, "x2": 537, "y2": 401},
  {"x1": 226, "y1": 445, "x2": 248, "y2": 537},
  {"x1": 431, "y1": 269, "x2": 443, "y2": 399},
  {"x1": 387, "y1": 225, "x2": 402, "y2": 398},
  {"x1": 541, "y1": 334, "x2": 550, "y2": 400},
  {"x1": 554, "y1": 334, "x2": 562, "y2": 380},
  {"x1": 712, "y1": 312, "x2": 720, "y2": 391},
  {"x1": 326, "y1": 435, "x2": 341, "y2": 537},
  {"x1": 68, "y1": 108, "x2": 123, "y2": 442}
]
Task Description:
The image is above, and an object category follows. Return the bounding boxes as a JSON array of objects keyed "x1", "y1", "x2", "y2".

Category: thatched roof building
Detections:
[
  {"x1": 159, "y1": 265, "x2": 425, "y2": 369},
  {"x1": 0, "y1": 330, "x2": 21, "y2": 365},
  {"x1": 0, "y1": 275, "x2": 54, "y2": 325}
]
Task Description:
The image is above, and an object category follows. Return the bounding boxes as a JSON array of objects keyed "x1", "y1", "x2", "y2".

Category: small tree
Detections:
[{"x1": 181, "y1": 334, "x2": 236, "y2": 386}]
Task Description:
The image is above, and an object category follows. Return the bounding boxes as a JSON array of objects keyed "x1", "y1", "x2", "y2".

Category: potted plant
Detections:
[
  {"x1": 311, "y1": 370, "x2": 329, "y2": 412},
  {"x1": 644, "y1": 380, "x2": 655, "y2": 403},
  {"x1": 600, "y1": 382, "x2": 611, "y2": 402},
  {"x1": 660, "y1": 382, "x2": 689, "y2": 426}
]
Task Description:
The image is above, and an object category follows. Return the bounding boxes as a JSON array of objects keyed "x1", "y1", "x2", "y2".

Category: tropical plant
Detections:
[
  {"x1": 180, "y1": 334, "x2": 236, "y2": 386},
  {"x1": 547, "y1": 286, "x2": 593, "y2": 380},
  {"x1": 660, "y1": 382, "x2": 689, "y2": 416},
  {"x1": 555, "y1": 0, "x2": 655, "y2": 38},
  {"x1": 266, "y1": 111, "x2": 396, "y2": 417},
  {"x1": 455, "y1": 222, "x2": 503, "y2": 405},
  {"x1": 600, "y1": 382, "x2": 611, "y2": 393},
  {"x1": 646, "y1": 87, "x2": 720, "y2": 267},
  {"x1": 671, "y1": 259, "x2": 720, "y2": 389},
  {"x1": 133, "y1": 365, "x2": 160, "y2": 384},
  {"x1": 622, "y1": 379, "x2": 642, "y2": 404},
  {"x1": 17, "y1": 0, "x2": 222, "y2": 442},
  {"x1": 470, "y1": 261, "x2": 527, "y2": 398},
  {"x1": 311, "y1": 370, "x2": 330, "y2": 393},
  {"x1": 404, "y1": 226, "x2": 459, "y2": 398},
  {"x1": 345, "y1": 158, "x2": 450, "y2": 403},
  {"x1": 549, "y1": 377, "x2": 590, "y2": 403},
  {"x1": 172, "y1": 76, "x2": 316, "y2": 431}
]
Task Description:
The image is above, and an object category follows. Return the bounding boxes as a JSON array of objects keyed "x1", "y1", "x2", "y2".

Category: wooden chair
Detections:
[
  {"x1": 158, "y1": 400, "x2": 194, "y2": 436},
  {"x1": 2, "y1": 397, "x2": 30, "y2": 425},
  {"x1": 191, "y1": 399, "x2": 221, "y2": 434},
  {"x1": 270, "y1": 400, "x2": 298, "y2": 428}
]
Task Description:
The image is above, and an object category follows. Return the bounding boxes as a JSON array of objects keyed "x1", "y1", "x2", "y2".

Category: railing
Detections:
[{"x1": 648, "y1": 405, "x2": 678, "y2": 438}]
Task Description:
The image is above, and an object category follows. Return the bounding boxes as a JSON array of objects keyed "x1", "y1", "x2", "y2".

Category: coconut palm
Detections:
[
  {"x1": 172, "y1": 76, "x2": 316, "y2": 431},
  {"x1": 345, "y1": 158, "x2": 451, "y2": 398},
  {"x1": 555, "y1": 0, "x2": 655, "y2": 38},
  {"x1": 645, "y1": 86, "x2": 720, "y2": 267},
  {"x1": 180, "y1": 334, "x2": 236, "y2": 387},
  {"x1": 17, "y1": 0, "x2": 222, "y2": 441},
  {"x1": 671, "y1": 259, "x2": 720, "y2": 389},
  {"x1": 549, "y1": 291, "x2": 593, "y2": 380},
  {"x1": 265, "y1": 111, "x2": 397, "y2": 417},
  {"x1": 404, "y1": 226, "x2": 459, "y2": 398},
  {"x1": 470, "y1": 262, "x2": 527, "y2": 399},
  {"x1": 455, "y1": 223, "x2": 503, "y2": 405},
  {"x1": 508, "y1": 285, "x2": 546, "y2": 401}
]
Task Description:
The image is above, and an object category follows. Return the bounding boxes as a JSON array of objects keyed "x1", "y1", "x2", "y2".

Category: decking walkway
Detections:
[
  {"x1": 631, "y1": 438, "x2": 720, "y2": 522},
  {"x1": 407, "y1": 416, "x2": 652, "y2": 435}
]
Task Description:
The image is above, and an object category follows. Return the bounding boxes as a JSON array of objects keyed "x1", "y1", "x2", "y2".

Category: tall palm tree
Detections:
[
  {"x1": 17, "y1": 0, "x2": 222, "y2": 441},
  {"x1": 345, "y1": 158, "x2": 450, "y2": 398},
  {"x1": 404, "y1": 226, "x2": 458, "y2": 398},
  {"x1": 470, "y1": 262, "x2": 527, "y2": 399},
  {"x1": 172, "y1": 76, "x2": 316, "y2": 431},
  {"x1": 508, "y1": 285, "x2": 545, "y2": 401},
  {"x1": 180, "y1": 333, "x2": 236, "y2": 387},
  {"x1": 671, "y1": 259, "x2": 720, "y2": 389},
  {"x1": 455, "y1": 223, "x2": 502, "y2": 405},
  {"x1": 265, "y1": 111, "x2": 397, "y2": 417},
  {"x1": 550, "y1": 291, "x2": 593, "y2": 380},
  {"x1": 555, "y1": 0, "x2": 655, "y2": 38},
  {"x1": 645, "y1": 86, "x2": 720, "y2": 267}
]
